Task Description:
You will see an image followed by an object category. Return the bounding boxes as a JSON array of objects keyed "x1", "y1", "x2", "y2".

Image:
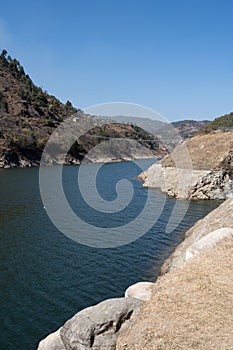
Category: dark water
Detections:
[{"x1": 0, "y1": 160, "x2": 221, "y2": 350}]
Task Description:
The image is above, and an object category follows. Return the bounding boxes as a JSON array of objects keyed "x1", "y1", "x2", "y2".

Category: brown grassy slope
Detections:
[
  {"x1": 116, "y1": 237, "x2": 233, "y2": 350},
  {"x1": 161, "y1": 131, "x2": 233, "y2": 170}
]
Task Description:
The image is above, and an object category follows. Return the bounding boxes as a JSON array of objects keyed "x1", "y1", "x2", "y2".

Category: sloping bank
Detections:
[
  {"x1": 37, "y1": 197, "x2": 233, "y2": 350},
  {"x1": 138, "y1": 131, "x2": 233, "y2": 199}
]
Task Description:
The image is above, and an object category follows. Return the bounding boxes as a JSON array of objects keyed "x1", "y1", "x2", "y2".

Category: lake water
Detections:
[{"x1": 0, "y1": 159, "x2": 221, "y2": 350}]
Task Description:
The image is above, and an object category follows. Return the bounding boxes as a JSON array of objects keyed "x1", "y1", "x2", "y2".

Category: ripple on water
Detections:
[{"x1": 0, "y1": 161, "x2": 221, "y2": 350}]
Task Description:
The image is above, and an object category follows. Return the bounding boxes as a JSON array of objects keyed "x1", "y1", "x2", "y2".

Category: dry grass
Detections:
[
  {"x1": 162, "y1": 131, "x2": 233, "y2": 170},
  {"x1": 116, "y1": 237, "x2": 233, "y2": 350}
]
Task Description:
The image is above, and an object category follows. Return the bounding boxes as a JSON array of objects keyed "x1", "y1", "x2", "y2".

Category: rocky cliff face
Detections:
[
  {"x1": 139, "y1": 131, "x2": 233, "y2": 200},
  {"x1": 138, "y1": 164, "x2": 209, "y2": 198},
  {"x1": 188, "y1": 169, "x2": 233, "y2": 199}
]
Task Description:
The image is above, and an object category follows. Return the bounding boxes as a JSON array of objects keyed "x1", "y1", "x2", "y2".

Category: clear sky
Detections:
[{"x1": 0, "y1": 0, "x2": 233, "y2": 121}]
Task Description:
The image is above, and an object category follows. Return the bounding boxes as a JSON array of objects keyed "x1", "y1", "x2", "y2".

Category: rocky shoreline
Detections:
[
  {"x1": 139, "y1": 163, "x2": 233, "y2": 200},
  {"x1": 37, "y1": 286, "x2": 153, "y2": 350},
  {"x1": 37, "y1": 197, "x2": 233, "y2": 350},
  {"x1": 139, "y1": 133, "x2": 233, "y2": 200},
  {"x1": 37, "y1": 132, "x2": 233, "y2": 349},
  {"x1": 116, "y1": 202, "x2": 233, "y2": 349},
  {"x1": 0, "y1": 150, "x2": 158, "y2": 169},
  {"x1": 0, "y1": 155, "x2": 158, "y2": 169}
]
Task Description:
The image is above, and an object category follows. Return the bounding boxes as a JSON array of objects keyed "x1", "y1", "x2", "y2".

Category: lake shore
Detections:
[
  {"x1": 116, "y1": 197, "x2": 233, "y2": 349},
  {"x1": 38, "y1": 197, "x2": 233, "y2": 349},
  {"x1": 0, "y1": 154, "x2": 158, "y2": 169}
]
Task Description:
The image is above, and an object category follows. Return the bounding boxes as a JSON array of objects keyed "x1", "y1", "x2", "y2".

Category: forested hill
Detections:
[{"x1": 0, "y1": 50, "x2": 165, "y2": 167}]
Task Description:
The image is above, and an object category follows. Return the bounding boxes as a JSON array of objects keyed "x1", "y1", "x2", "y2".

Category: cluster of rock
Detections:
[
  {"x1": 37, "y1": 283, "x2": 153, "y2": 350},
  {"x1": 188, "y1": 150, "x2": 233, "y2": 199}
]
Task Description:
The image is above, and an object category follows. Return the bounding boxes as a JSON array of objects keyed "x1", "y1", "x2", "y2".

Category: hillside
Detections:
[
  {"x1": 161, "y1": 130, "x2": 233, "y2": 170},
  {"x1": 0, "y1": 50, "x2": 165, "y2": 167},
  {"x1": 199, "y1": 111, "x2": 233, "y2": 133}
]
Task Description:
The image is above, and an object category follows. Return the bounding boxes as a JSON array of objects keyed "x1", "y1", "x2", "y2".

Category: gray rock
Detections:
[
  {"x1": 140, "y1": 163, "x2": 209, "y2": 199},
  {"x1": 125, "y1": 282, "x2": 154, "y2": 301},
  {"x1": 37, "y1": 328, "x2": 65, "y2": 350},
  {"x1": 185, "y1": 227, "x2": 233, "y2": 260},
  {"x1": 188, "y1": 170, "x2": 233, "y2": 200},
  {"x1": 60, "y1": 297, "x2": 142, "y2": 350}
]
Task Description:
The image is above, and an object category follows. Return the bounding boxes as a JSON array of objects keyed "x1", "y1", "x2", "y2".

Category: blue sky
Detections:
[{"x1": 0, "y1": 0, "x2": 233, "y2": 121}]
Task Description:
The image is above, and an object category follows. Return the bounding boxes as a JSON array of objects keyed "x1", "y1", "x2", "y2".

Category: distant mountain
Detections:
[
  {"x1": 101, "y1": 115, "x2": 166, "y2": 134},
  {"x1": 171, "y1": 120, "x2": 210, "y2": 139},
  {"x1": 102, "y1": 115, "x2": 210, "y2": 141},
  {"x1": 0, "y1": 50, "x2": 165, "y2": 167}
]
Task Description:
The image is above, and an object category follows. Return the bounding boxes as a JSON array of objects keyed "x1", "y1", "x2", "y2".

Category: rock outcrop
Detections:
[
  {"x1": 139, "y1": 132, "x2": 233, "y2": 199},
  {"x1": 188, "y1": 169, "x2": 233, "y2": 199},
  {"x1": 139, "y1": 163, "x2": 209, "y2": 198},
  {"x1": 37, "y1": 297, "x2": 142, "y2": 350}
]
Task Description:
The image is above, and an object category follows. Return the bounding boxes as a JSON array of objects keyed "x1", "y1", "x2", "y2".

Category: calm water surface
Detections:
[{"x1": 0, "y1": 159, "x2": 221, "y2": 350}]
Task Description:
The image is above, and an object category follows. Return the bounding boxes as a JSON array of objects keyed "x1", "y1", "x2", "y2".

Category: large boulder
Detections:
[
  {"x1": 125, "y1": 282, "x2": 154, "y2": 301},
  {"x1": 60, "y1": 297, "x2": 142, "y2": 350}
]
